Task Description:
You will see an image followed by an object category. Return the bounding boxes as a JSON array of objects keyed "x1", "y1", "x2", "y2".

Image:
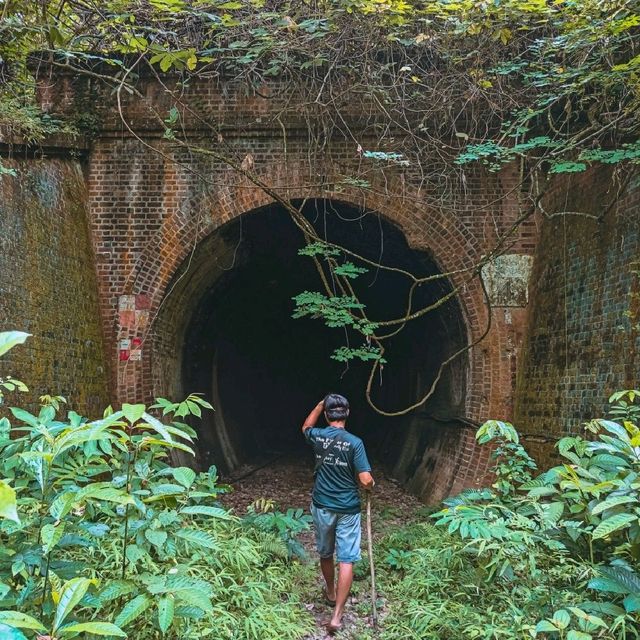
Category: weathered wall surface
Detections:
[
  {"x1": 0, "y1": 155, "x2": 110, "y2": 416},
  {"x1": 26, "y1": 66, "x2": 540, "y2": 496},
  {"x1": 515, "y1": 169, "x2": 640, "y2": 463}
]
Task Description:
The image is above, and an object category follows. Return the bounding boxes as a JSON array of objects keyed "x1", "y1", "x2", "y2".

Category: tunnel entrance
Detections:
[{"x1": 156, "y1": 200, "x2": 469, "y2": 500}]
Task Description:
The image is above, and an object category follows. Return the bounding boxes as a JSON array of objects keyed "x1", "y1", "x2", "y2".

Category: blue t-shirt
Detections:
[{"x1": 304, "y1": 426, "x2": 371, "y2": 514}]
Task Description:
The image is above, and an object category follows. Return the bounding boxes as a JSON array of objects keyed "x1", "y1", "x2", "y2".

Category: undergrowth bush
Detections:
[
  {"x1": 0, "y1": 331, "x2": 313, "y2": 640},
  {"x1": 377, "y1": 392, "x2": 640, "y2": 640}
]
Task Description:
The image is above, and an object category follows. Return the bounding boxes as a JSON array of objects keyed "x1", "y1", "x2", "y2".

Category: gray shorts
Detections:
[{"x1": 311, "y1": 503, "x2": 361, "y2": 563}]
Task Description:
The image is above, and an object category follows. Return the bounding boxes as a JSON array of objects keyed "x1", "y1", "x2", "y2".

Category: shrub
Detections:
[{"x1": 0, "y1": 331, "x2": 313, "y2": 639}]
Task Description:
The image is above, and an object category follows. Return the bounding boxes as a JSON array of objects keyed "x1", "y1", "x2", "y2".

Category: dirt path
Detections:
[{"x1": 221, "y1": 456, "x2": 423, "y2": 639}]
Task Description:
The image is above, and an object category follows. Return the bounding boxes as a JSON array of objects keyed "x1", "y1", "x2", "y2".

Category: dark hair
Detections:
[{"x1": 324, "y1": 393, "x2": 350, "y2": 422}]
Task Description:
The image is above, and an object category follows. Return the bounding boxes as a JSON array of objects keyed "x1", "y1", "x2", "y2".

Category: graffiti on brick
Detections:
[{"x1": 481, "y1": 254, "x2": 533, "y2": 307}]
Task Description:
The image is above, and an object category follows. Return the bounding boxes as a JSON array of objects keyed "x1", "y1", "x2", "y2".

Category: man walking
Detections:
[{"x1": 302, "y1": 394, "x2": 374, "y2": 634}]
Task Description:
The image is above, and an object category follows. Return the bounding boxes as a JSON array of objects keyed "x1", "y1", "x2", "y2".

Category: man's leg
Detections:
[
  {"x1": 320, "y1": 556, "x2": 336, "y2": 601},
  {"x1": 328, "y1": 512, "x2": 361, "y2": 630},
  {"x1": 311, "y1": 504, "x2": 337, "y2": 601},
  {"x1": 329, "y1": 561, "x2": 353, "y2": 627}
]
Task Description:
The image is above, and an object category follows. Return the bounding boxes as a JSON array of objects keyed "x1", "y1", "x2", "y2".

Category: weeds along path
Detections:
[{"x1": 221, "y1": 457, "x2": 424, "y2": 639}]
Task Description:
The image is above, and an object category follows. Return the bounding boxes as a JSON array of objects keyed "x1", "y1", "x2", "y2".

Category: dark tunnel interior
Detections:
[{"x1": 180, "y1": 200, "x2": 468, "y2": 489}]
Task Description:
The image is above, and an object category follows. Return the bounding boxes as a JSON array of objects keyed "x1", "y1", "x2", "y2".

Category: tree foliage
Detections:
[{"x1": 1, "y1": 0, "x2": 638, "y2": 414}]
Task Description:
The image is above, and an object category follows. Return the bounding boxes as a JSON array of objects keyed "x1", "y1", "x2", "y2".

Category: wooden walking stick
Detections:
[{"x1": 365, "y1": 490, "x2": 378, "y2": 629}]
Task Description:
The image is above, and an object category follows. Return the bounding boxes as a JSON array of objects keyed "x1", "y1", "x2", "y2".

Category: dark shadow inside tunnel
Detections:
[{"x1": 161, "y1": 200, "x2": 469, "y2": 500}]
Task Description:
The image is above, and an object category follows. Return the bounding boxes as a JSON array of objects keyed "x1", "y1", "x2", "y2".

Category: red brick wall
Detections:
[
  {"x1": 0, "y1": 154, "x2": 110, "y2": 415},
  {"x1": 515, "y1": 167, "x2": 640, "y2": 466},
  {"x1": 31, "y1": 67, "x2": 540, "y2": 496}
]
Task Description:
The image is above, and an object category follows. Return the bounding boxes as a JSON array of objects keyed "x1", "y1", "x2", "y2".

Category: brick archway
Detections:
[
  {"x1": 88, "y1": 141, "x2": 527, "y2": 501},
  {"x1": 101, "y1": 179, "x2": 502, "y2": 500}
]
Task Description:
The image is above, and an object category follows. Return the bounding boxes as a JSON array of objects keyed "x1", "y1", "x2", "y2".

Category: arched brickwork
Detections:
[{"x1": 78, "y1": 74, "x2": 534, "y2": 500}]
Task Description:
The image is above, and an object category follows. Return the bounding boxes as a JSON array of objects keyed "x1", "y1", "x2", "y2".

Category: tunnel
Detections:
[{"x1": 153, "y1": 199, "x2": 470, "y2": 500}]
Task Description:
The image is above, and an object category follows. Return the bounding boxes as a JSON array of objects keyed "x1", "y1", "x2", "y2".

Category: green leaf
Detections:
[
  {"x1": 0, "y1": 331, "x2": 30, "y2": 357},
  {"x1": 174, "y1": 588, "x2": 213, "y2": 613},
  {"x1": 174, "y1": 528, "x2": 218, "y2": 550},
  {"x1": 0, "y1": 623, "x2": 28, "y2": 640},
  {"x1": 60, "y1": 621, "x2": 127, "y2": 637},
  {"x1": 172, "y1": 467, "x2": 196, "y2": 489},
  {"x1": 114, "y1": 594, "x2": 151, "y2": 628},
  {"x1": 0, "y1": 480, "x2": 19, "y2": 523},
  {"x1": 122, "y1": 403, "x2": 146, "y2": 424},
  {"x1": 535, "y1": 620, "x2": 558, "y2": 632},
  {"x1": 591, "y1": 495, "x2": 637, "y2": 515},
  {"x1": 591, "y1": 513, "x2": 637, "y2": 539},
  {"x1": 549, "y1": 161, "x2": 588, "y2": 174},
  {"x1": 0, "y1": 611, "x2": 46, "y2": 632},
  {"x1": 53, "y1": 577, "x2": 95, "y2": 631},
  {"x1": 142, "y1": 412, "x2": 174, "y2": 442},
  {"x1": 158, "y1": 595, "x2": 175, "y2": 633},
  {"x1": 567, "y1": 632, "x2": 592, "y2": 640},
  {"x1": 145, "y1": 529, "x2": 168, "y2": 547},
  {"x1": 10, "y1": 407, "x2": 40, "y2": 428},
  {"x1": 50, "y1": 491, "x2": 76, "y2": 520},
  {"x1": 41, "y1": 522, "x2": 65, "y2": 554},
  {"x1": 588, "y1": 576, "x2": 629, "y2": 594},
  {"x1": 179, "y1": 505, "x2": 234, "y2": 520},
  {"x1": 552, "y1": 609, "x2": 570, "y2": 629},
  {"x1": 623, "y1": 593, "x2": 640, "y2": 612},
  {"x1": 96, "y1": 580, "x2": 136, "y2": 605}
]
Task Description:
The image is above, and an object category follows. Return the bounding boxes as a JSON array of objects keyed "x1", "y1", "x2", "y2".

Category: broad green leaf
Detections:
[
  {"x1": 0, "y1": 331, "x2": 30, "y2": 357},
  {"x1": 42, "y1": 522, "x2": 65, "y2": 554},
  {"x1": 591, "y1": 513, "x2": 637, "y2": 539},
  {"x1": 544, "y1": 502, "x2": 564, "y2": 524},
  {"x1": 53, "y1": 578, "x2": 95, "y2": 631},
  {"x1": 172, "y1": 467, "x2": 196, "y2": 489},
  {"x1": 174, "y1": 528, "x2": 218, "y2": 550},
  {"x1": 122, "y1": 403, "x2": 146, "y2": 424},
  {"x1": 141, "y1": 438, "x2": 195, "y2": 455},
  {"x1": 174, "y1": 588, "x2": 213, "y2": 613},
  {"x1": 0, "y1": 611, "x2": 46, "y2": 631},
  {"x1": 125, "y1": 544, "x2": 148, "y2": 565},
  {"x1": 552, "y1": 609, "x2": 570, "y2": 629},
  {"x1": 535, "y1": 620, "x2": 558, "y2": 632},
  {"x1": 158, "y1": 595, "x2": 175, "y2": 633},
  {"x1": 97, "y1": 580, "x2": 136, "y2": 605},
  {"x1": 0, "y1": 480, "x2": 19, "y2": 523},
  {"x1": 567, "y1": 632, "x2": 592, "y2": 640},
  {"x1": 623, "y1": 593, "x2": 640, "y2": 612},
  {"x1": 0, "y1": 623, "x2": 28, "y2": 640},
  {"x1": 588, "y1": 576, "x2": 630, "y2": 594},
  {"x1": 50, "y1": 492, "x2": 76, "y2": 519},
  {"x1": 591, "y1": 495, "x2": 637, "y2": 515},
  {"x1": 114, "y1": 594, "x2": 151, "y2": 628},
  {"x1": 179, "y1": 505, "x2": 234, "y2": 520},
  {"x1": 10, "y1": 407, "x2": 40, "y2": 429},
  {"x1": 142, "y1": 412, "x2": 174, "y2": 442},
  {"x1": 60, "y1": 621, "x2": 127, "y2": 637},
  {"x1": 145, "y1": 529, "x2": 167, "y2": 547},
  {"x1": 597, "y1": 565, "x2": 640, "y2": 593}
]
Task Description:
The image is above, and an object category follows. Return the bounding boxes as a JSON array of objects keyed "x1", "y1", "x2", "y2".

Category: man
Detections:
[{"x1": 302, "y1": 393, "x2": 375, "y2": 634}]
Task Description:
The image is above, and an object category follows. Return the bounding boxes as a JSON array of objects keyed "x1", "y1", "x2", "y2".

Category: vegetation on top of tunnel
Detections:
[
  {"x1": 0, "y1": 332, "x2": 315, "y2": 640},
  {"x1": 1, "y1": 0, "x2": 639, "y2": 414}
]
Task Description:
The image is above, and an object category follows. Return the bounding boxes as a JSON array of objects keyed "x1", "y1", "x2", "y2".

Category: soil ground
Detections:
[{"x1": 221, "y1": 456, "x2": 424, "y2": 639}]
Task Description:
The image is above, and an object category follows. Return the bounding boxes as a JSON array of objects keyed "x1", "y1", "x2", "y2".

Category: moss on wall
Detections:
[
  {"x1": 0, "y1": 157, "x2": 110, "y2": 416},
  {"x1": 515, "y1": 169, "x2": 640, "y2": 463}
]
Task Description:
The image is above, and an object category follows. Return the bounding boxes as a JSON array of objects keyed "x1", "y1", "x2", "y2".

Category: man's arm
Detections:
[{"x1": 301, "y1": 400, "x2": 324, "y2": 433}]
